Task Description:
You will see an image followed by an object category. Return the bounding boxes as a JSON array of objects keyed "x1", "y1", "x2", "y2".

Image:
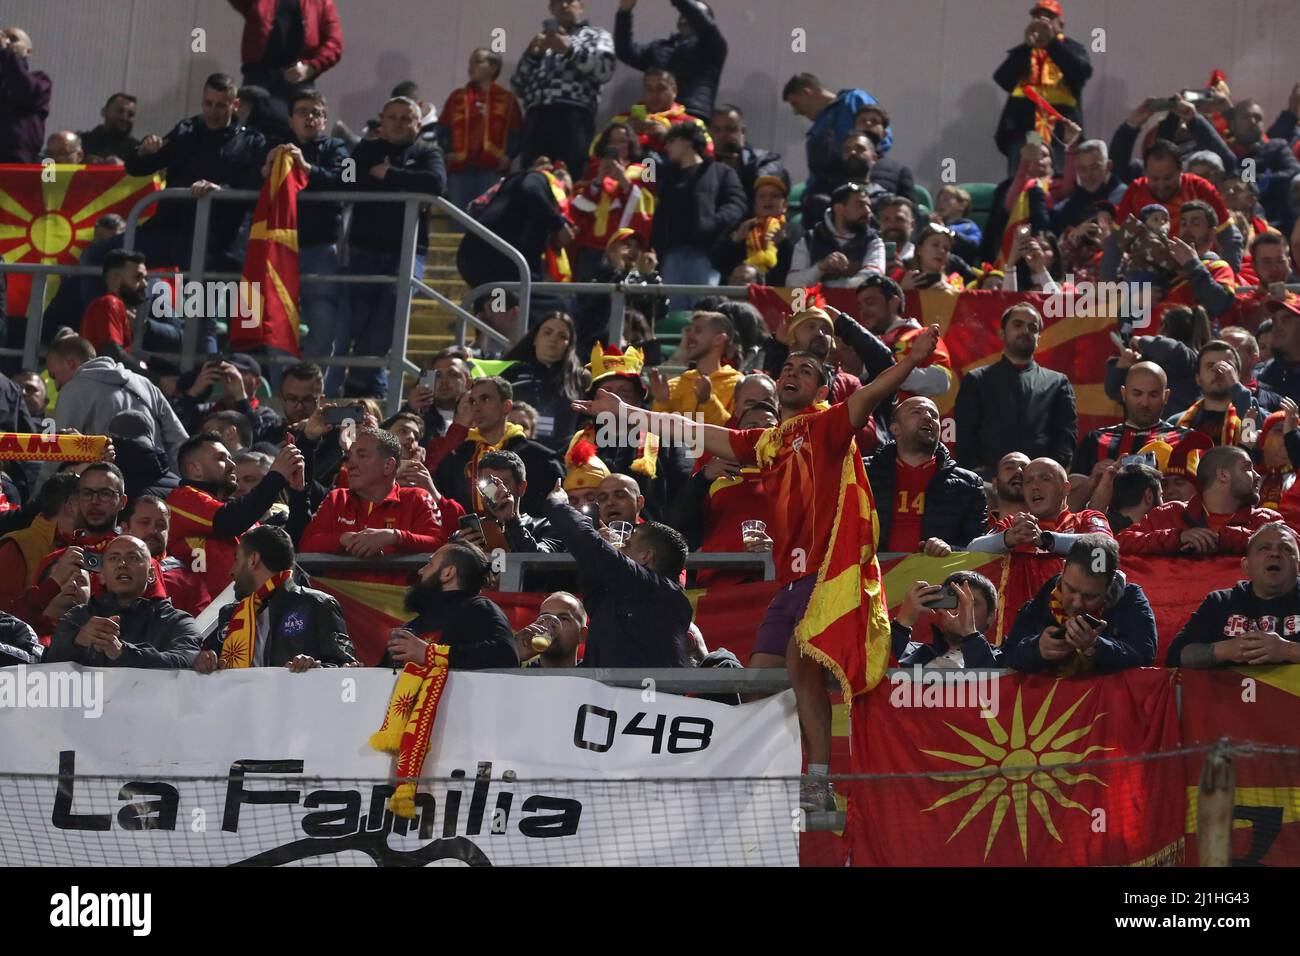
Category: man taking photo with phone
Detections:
[{"x1": 892, "y1": 571, "x2": 1002, "y2": 668}]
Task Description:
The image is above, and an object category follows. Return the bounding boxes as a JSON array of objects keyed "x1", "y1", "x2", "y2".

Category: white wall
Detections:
[{"x1": 8, "y1": 0, "x2": 1298, "y2": 187}]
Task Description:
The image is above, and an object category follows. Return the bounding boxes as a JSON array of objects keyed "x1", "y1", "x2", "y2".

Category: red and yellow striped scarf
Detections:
[
  {"x1": 467, "y1": 421, "x2": 527, "y2": 510},
  {"x1": 1177, "y1": 400, "x2": 1241, "y2": 447},
  {"x1": 445, "y1": 84, "x2": 515, "y2": 167},
  {"x1": 540, "y1": 168, "x2": 573, "y2": 282},
  {"x1": 745, "y1": 215, "x2": 785, "y2": 272},
  {"x1": 1012, "y1": 39, "x2": 1076, "y2": 144},
  {"x1": 1047, "y1": 586, "x2": 1097, "y2": 677},
  {"x1": 219, "y1": 570, "x2": 292, "y2": 669},
  {"x1": 575, "y1": 423, "x2": 660, "y2": 478},
  {"x1": 371, "y1": 637, "x2": 451, "y2": 818}
]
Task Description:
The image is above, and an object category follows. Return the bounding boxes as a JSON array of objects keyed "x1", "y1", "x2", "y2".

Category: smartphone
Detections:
[
  {"x1": 82, "y1": 551, "x2": 102, "y2": 573},
  {"x1": 1145, "y1": 97, "x2": 1178, "y2": 112},
  {"x1": 1118, "y1": 451, "x2": 1157, "y2": 470},
  {"x1": 1182, "y1": 89, "x2": 1214, "y2": 103},
  {"x1": 324, "y1": 404, "x2": 365, "y2": 427},
  {"x1": 883, "y1": 241, "x2": 897, "y2": 262},
  {"x1": 916, "y1": 272, "x2": 943, "y2": 289},
  {"x1": 542, "y1": 17, "x2": 559, "y2": 34},
  {"x1": 418, "y1": 369, "x2": 437, "y2": 391},
  {"x1": 641, "y1": 339, "x2": 664, "y2": 367},
  {"x1": 458, "y1": 513, "x2": 484, "y2": 538},
  {"x1": 1109, "y1": 330, "x2": 1126, "y2": 350},
  {"x1": 923, "y1": 584, "x2": 959, "y2": 610},
  {"x1": 477, "y1": 477, "x2": 500, "y2": 504},
  {"x1": 603, "y1": 146, "x2": 621, "y2": 161},
  {"x1": 1269, "y1": 282, "x2": 1289, "y2": 302},
  {"x1": 580, "y1": 501, "x2": 602, "y2": 525},
  {"x1": 1081, "y1": 613, "x2": 1104, "y2": 629}
]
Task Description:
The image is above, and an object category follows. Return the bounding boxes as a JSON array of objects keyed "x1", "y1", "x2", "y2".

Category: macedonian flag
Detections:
[
  {"x1": 0, "y1": 164, "x2": 161, "y2": 315},
  {"x1": 233, "y1": 148, "x2": 307, "y2": 355}
]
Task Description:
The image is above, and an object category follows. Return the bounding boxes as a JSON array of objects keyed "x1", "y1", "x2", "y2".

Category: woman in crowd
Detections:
[{"x1": 501, "y1": 312, "x2": 588, "y2": 451}]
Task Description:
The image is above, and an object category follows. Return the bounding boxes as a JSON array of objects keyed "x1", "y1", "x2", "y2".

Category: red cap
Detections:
[
  {"x1": 1265, "y1": 297, "x2": 1300, "y2": 317},
  {"x1": 1031, "y1": 0, "x2": 1064, "y2": 17}
]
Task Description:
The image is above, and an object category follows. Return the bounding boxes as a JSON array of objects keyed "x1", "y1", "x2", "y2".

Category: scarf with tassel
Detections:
[
  {"x1": 745, "y1": 215, "x2": 785, "y2": 272},
  {"x1": 219, "y1": 570, "x2": 292, "y2": 669},
  {"x1": 371, "y1": 637, "x2": 451, "y2": 818}
]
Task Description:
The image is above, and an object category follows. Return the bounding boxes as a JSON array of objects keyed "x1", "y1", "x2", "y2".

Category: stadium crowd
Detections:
[{"x1": 3, "y1": 0, "x2": 1300, "y2": 812}]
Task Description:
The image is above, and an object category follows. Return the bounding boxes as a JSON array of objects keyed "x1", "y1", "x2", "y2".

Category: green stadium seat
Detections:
[
  {"x1": 658, "y1": 310, "x2": 694, "y2": 335},
  {"x1": 958, "y1": 182, "x2": 998, "y2": 233},
  {"x1": 788, "y1": 180, "x2": 807, "y2": 209},
  {"x1": 911, "y1": 183, "x2": 933, "y2": 215}
]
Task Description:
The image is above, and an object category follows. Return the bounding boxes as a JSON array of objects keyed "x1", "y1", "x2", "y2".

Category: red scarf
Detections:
[{"x1": 219, "y1": 570, "x2": 292, "y2": 669}]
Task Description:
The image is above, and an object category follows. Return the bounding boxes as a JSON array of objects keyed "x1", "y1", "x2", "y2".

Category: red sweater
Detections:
[
  {"x1": 1114, "y1": 173, "x2": 1229, "y2": 236},
  {"x1": 81, "y1": 294, "x2": 132, "y2": 350},
  {"x1": 229, "y1": 0, "x2": 344, "y2": 76},
  {"x1": 1117, "y1": 496, "x2": 1281, "y2": 555},
  {"x1": 299, "y1": 483, "x2": 451, "y2": 554}
]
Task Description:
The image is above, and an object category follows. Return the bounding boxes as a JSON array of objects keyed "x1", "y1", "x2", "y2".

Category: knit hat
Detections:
[
  {"x1": 1140, "y1": 431, "x2": 1214, "y2": 480},
  {"x1": 1258, "y1": 411, "x2": 1288, "y2": 463},
  {"x1": 1031, "y1": 0, "x2": 1063, "y2": 17},
  {"x1": 752, "y1": 175, "x2": 789, "y2": 197},
  {"x1": 563, "y1": 438, "x2": 611, "y2": 493},
  {"x1": 783, "y1": 306, "x2": 834, "y2": 345},
  {"x1": 1138, "y1": 203, "x2": 1170, "y2": 222}
]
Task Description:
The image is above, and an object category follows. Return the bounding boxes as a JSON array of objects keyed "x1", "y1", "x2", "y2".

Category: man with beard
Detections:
[
  {"x1": 514, "y1": 590, "x2": 587, "y2": 667},
  {"x1": 1233, "y1": 235, "x2": 1298, "y2": 331},
  {"x1": 79, "y1": 92, "x2": 139, "y2": 164},
  {"x1": 575, "y1": 325, "x2": 940, "y2": 811},
  {"x1": 384, "y1": 541, "x2": 517, "y2": 670},
  {"x1": 648, "y1": 311, "x2": 742, "y2": 425},
  {"x1": 1253, "y1": 300, "x2": 1300, "y2": 407},
  {"x1": 990, "y1": 451, "x2": 1031, "y2": 525},
  {"x1": 79, "y1": 249, "x2": 147, "y2": 353},
  {"x1": 708, "y1": 105, "x2": 788, "y2": 204},
  {"x1": 1168, "y1": 340, "x2": 1277, "y2": 445},
  {"x1": 1199, "y1": 98, "x2": 1300, "y2": 225},
  {"x1": 954, "y1": 303, "x2": 1077, "y2": 476},
  {"x1": 800, "y1": 134, "x2": 888, "y2": 226},
  {"x1": 1150, "y1": 200, "x2": 1239, "y2": 319},
  {"x1": 1114, "y1": 140, "x2": 1232, "y2": 249},
  {"x1": 1168, "y1": 522, "x2": 1300, "y2": 666},
  {"x1": 46, "y1": 535, "x2": 200, "y2": 670},
  {"x1": 167, "y1": 433, "x2": 305, "y2": 595},
  {"x1": 122, "y1": 495, "x2": 211, "y2": 616},
  {"x1": 195, "y1": 526, "x2": 354, "y2": 673},
  {"x1": 866, "y1": 397, "x2": 987, "y2": 557},
  {"x1": 854, "y1": 275, "x2": 954, "y2": 399},
  {"x1": 1118, "y1": 444, "x2": 1281, "y2": 555},
  {"x1": 968, "y1": 457, "x2": 1111, "y2": 555},
  {"x1": 877, "y1": 195, "x2": 917, "y2": 266},
  {"x1": 787, "y1": 183, "x2": 885, "y2": 288},
  {"x1": 1068, "y1": 362, "x2": 1187, "y2": 510},
  {"x1": 1053, "y1": 139, "x2": 1127, "y2": 230}
]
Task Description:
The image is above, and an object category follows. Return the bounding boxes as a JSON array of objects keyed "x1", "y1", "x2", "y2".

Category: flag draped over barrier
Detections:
[
  {"x1": 0, "y1": 164, "x2": 161, "y2": 314},
  {"x1": 232, "y1": 148, "x2": 307, "y2": 355}
]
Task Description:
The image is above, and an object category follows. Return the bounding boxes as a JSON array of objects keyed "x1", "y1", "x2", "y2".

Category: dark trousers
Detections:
[{"x1": 518, "y1": 103, "x2": 594, "y2": 179}]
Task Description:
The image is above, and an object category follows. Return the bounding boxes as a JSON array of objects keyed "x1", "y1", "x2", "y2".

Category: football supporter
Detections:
[
  {"x1": 122, "y1": 495, "x2": 211, "y2": 616},
  {"x1": 1117, "y1": 444, "x2": 1281, "y2": 555},
  {"x1": 514, "y1": 590, "x2": 588, "y2": 668},
  {"x1": 1137, "y1": 431, "x2": 1213, "y2": 504},
  {"x1": 452, "y1": 450, "x2": 563, "y2": 555},
  {"x1": 46, "y1": 535, "x2": 200, "y2": 670},
  {"x1": 574, "y1": 323, "x2": 942, "y2": 812},
  {"x1": 891, "y1": 571, "x2": 1001, "y2": 669},
  {"x1": 79, "y1": 249, "x2": 147, "y2": 353},
  {"x1": 1168, "y1": 340, "x2": 1278, "y2": 445},
  {"x1": 1113, "y1": 139, "x2": 1232, "y2": 245},
  {"x1": 648, "y1": 311, "x2": 744, "y2": 425},
  {"x1": 1002, "y1": 534, "x2": 1157, "y2": 674},
  {"x1": 990, "y1": 451, "x2": 1031, "y2": 525},
  {"x1": 967, "y1": 457, "x2": 1111, "y2": 554},
  {"x1": 853, "y1": 275, "x2": 955, "y2": 400},
  {"x1": 1254, "y1": 299, "x2": 1300, "y2": 407},
  {"x1": 866, "y1": 397, "x2": 987, "y2": 556},
  {"x1": 299, "y1": 427, "x2": 451, "y2": 556},
  {"x1": 1167, "y1": 522, "x2": 1300, "y2": 667},
  {"x1": 195, "y1": 526, "x2": 356, "y2": 672},
  {"x1": 1100, "y1": 462, "x2": 1163, "y2": 533},
  {"x1": 167, "y1": 434, "x2": 305, "y2": 594}
]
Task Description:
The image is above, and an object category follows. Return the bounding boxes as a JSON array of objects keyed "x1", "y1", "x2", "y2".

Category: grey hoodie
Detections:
[{"x1": 54, "y1": 357, "x2": 188, "y2": 464}]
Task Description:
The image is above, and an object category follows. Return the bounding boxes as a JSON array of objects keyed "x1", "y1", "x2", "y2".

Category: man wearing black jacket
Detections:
[
  {"x1": 124, "y1": 73, "x2": 268, "y2": 273},
  {"x1": 954, "y1": 302, "x2": 1077, "y2": 477},
  {"x1": 652, "y1": 122, "x2": 746, "y2": 307},
  {"x1": 892, "y1": 572, "x2": 1002, "y2": 668},
  {"x1": 0, "y1": 609, "x2": 41, "y2": 665},
  {"x1": 47, "y1": 535, "x2": 200, "y2": 669},
  {"x1": 867, "y1": 397, "x2": 988, "y2": 556},
  {"x1": 709, "y1": 105, "x2": 788, "y2": 204},
  {"x1": 454, "y1": 451, "x2": 564, "y2": 554},
  {"x1": 615, "y1": 0, "x2": 726, "y2": 121},
  {"x1": 196, "y1": 526, "x2": 355, "y2": 671},
  {"x1": 991, "y1": 1, "x2": 1092, "y2": 174},
  {"x1": 344, "y1": 95, "x2": 446, "y2": 399},
  {"x1": 1167, "y1": 522, "x2": 1300, "y2": 667},
  {"x1": 274, "y1": 91, "x2": 350, "y2": 394},
  {"x1": 384, "y1": 542, "x2": 517, "y2": 671},
  {"x1": 539, "y1": 481, "x2": 691, "y2": 668},
  {"x1": 1002, "y1": 534, "x2": 1156, "y2": 674},
  {"x1": 456, "y1": 166, "x2": 574, "y2": 292}
]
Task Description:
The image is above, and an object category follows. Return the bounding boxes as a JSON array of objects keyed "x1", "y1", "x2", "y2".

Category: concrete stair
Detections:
[{"x1": 407, "y1": 210, "x2": 467, "y2": 366}]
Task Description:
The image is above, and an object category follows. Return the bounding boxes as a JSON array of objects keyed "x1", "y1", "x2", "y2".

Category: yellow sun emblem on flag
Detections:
[{"x1": 920, "y1": 681, "x2": 1113, "y2": 860}]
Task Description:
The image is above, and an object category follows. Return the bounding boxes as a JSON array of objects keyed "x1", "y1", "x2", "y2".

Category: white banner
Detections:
[{"x1": 0, "y1": 665, "x2": 800, "y2": 866}]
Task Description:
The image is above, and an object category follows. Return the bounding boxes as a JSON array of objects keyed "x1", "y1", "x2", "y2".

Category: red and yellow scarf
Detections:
[
  {"x1": 0, "y1": 432, "x2": 108, "y2": 461},
  {"x1": 573, "y1": 423, "x2": 660, "y2": 478},
  {"x1": 1177, "y1": 399, "x2": 1242, "y2": 447},
  {"x1": 1013, "y1": 39, "x2": 1077, "y2": 143},
  {"x1": 371, "y1": 637, "x2": 451, "y2": 818},
  {"x1": 444, "y1": 84, "x2": 517, "y2": 168},
  {"x1": 1047, "y1": 586, "x2": 1097, "y2": 677},
  {"x1": 745, "y1": 216, "x2": 785, "y2": 272},
  {"x1": 540, "y1": 168, "x2": 573, "y2": 282},
  {"x1": 467, "y1": 421, "x2": 527, "y2": 510},
  {"x1": 219, "y1": 570, "x2": 292, "y2": 669}
]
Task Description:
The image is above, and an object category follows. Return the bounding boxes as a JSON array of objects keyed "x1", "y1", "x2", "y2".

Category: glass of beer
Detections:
[
  {"x1": 608, "y1": 520, "x2": 633, "y2": 549},
  {"x1": 741, "y1": 519, "x2": 767, "y2": 547},
  {"x1": 530, "y1": 613, "x2": 562, "y2": 653}
]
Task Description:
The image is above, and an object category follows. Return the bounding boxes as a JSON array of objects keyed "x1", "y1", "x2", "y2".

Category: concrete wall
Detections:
[{"x1": 8, "y1": 0, "x2": 1297, "y2": 188}]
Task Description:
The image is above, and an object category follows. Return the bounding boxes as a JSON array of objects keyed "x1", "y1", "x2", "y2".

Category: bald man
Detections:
[
  {"x1": 968, "y1": 457, "x2": 1112, "y2": 554},
  {"x1": 597, "y1": 473, "x2": 645, "y2": 528},
  {"x1": 47, "y1": 535, "x2": 201, "y2": 669},
  {"x1": 1069, "y1": 361, "x2": 1189, "y2": 512},
  {"x1": 43, "y1": 130, "x2": 83, "y2": 164},
  {"x1": 0, "y1": 26, "x2": 51, "y2": 163},
  {"x1": 866, "y1": 395, "x2": 987, "y2": 556}
]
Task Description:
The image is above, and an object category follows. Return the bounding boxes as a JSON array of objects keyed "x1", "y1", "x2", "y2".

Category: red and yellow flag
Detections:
[
  {"x1": 0, "y1": 432, "x2": 107, "y2": 461},
  {"x1": 0, "y1": 164, "x2": 161, "y2": 315},
  {"x1": 234, "y1": 148, "x2": 307, "y2": 355},
  {"x1": 849, "y1": 669, "x2": 1185, "y2": 866}
]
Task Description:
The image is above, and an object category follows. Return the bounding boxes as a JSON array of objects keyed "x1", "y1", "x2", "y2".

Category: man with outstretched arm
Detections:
[{"x1": 574, "y1": 320, "x2": 941, "y2": 813}]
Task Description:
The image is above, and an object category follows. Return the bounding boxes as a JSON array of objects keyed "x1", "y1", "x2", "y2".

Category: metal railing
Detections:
[{"x1": 297, "y1": 549, "x2": 774, "y2": 592}]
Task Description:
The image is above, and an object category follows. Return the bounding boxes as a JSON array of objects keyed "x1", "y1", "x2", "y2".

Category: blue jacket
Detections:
[
  {"x1": 1003, "y1": 573, "x2": 1157, "y2": 673},
  {"x1": 806, "y1": 88, "x2": 890, "y2": 192}
]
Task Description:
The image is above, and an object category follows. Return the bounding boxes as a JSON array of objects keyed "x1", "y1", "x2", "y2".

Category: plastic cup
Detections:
[
  {"x1": 608, "y1": 520, "x2": 634, "y2": 548},
  {"x1": 741, "y1": 519, "x2": 767, "y2": 545}
]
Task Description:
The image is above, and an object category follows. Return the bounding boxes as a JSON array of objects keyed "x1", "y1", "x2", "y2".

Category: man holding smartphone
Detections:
[
  {"x1": 892, "y1": 572, "x2": 1001, "y2": 669},
  {"x1": 1002, "y1": 534, "x2": 1156, "y2": 674}
]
